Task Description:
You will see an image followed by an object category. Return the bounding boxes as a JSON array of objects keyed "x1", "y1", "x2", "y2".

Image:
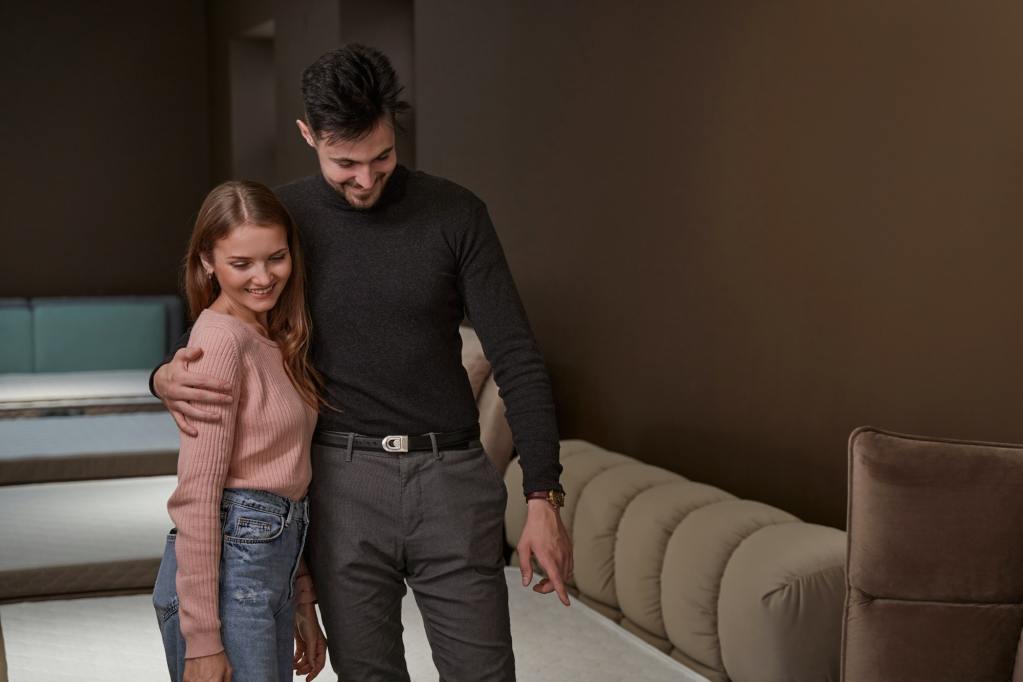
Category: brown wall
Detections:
[
  {"x1": 415, "y1": 1, "x2": 1023, "y2": 528},
  {"x1": 0, "y1": 1, "x2": 414, "y2": 297},
  {"x1": 208, "y1": 0, "x2": 328, "y2": 186},
  {"x1": 209, "y1": 0, "x2": 415, "y2": 186},
  {"x1": 338, "y1": 0, "x2": 416, "y2": 169},
  {"x1": 0, "y1": 1, "x2": 210, "y2": 297}
]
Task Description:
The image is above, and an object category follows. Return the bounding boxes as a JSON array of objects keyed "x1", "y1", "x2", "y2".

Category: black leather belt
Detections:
[{"x1": 313, "y1": 426, "x2": 480, "y2": 453}]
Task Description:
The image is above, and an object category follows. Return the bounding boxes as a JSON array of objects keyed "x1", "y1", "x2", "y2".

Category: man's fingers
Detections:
[
  {"x1": 178, "y1": 385, "x2": 234, "y2": 404},
  {"x1": 518, "y1": 544, "x2": 533, "y2": 586},
  {"x1": 531, "y1": 576, "x2": 571, "y2": 606},
  {"x1": 172, "y1": 399, "x2": 221, "y2": 420},
  {"x1": 170, "y1": 410, "x2": 198, "y2": 438},
  {"x1": 180, "y1": 372, "x2": 234, "y2": 396},
  {"x1": 551, "y1": 573, "x2": 571, "y2": 606},
  {"x1": 173, "y1": 347, "x2": 203, "y2": 363},
  {"x1": 532, "y1": 549, "x2": 573, "y2": 605}
]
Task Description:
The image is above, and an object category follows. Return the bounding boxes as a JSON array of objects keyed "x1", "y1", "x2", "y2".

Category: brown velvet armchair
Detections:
[{"x1": 843, "y1": 427, "x2": 1023, "y2": 681}]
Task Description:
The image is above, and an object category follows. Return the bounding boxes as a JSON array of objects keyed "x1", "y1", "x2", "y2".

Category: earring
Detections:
[{"x1": 206, "y1": 270, "x2": 214, "y2": 279}]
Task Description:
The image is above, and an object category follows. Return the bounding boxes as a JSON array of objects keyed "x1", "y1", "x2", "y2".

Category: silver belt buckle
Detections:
[{"x1": 382, "y1": 435, "x2": 409, "y2": 453}]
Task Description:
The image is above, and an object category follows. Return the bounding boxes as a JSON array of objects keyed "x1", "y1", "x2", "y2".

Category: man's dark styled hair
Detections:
[{"x1": 301, "y1": 44, "x2": 411, "y2": 143}]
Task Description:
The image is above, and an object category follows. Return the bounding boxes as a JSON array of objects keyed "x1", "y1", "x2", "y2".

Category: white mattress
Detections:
[
  {"x1": 0, "y1": 476, "x2": 175, "y2": 572},
  {"x1": 0, "y1": 412, "x2": 178, "y2": 459},
  {"x1": 0, "y1": 370, "x2": 159, "y2": 413},
  {"x1": 0, "y1": 412, "x2": 180, "y2": 484},
  {"x1": 0, "y1": 569, "x2": 708, "y2": 681},
  {"x1": 0, "y1": 476, "x2": 176, "y2": 600}
]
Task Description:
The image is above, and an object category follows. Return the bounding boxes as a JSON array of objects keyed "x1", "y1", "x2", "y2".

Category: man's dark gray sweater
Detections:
[{"x1": 171, "y1": 166, "x2": 561, "y2": 494}]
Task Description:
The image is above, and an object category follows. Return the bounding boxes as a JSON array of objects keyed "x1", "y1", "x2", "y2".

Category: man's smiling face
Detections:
[{"x1": 297, "y1": 116, "x2": 398, "y2": 210}]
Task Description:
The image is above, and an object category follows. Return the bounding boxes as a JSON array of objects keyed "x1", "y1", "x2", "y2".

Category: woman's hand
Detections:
[
  {"x1": 293, "y1": 603, "x2": 327, "y2": 680},
  {"x1": 183, "y1": 651, "x2": 232, "y2": 682}
]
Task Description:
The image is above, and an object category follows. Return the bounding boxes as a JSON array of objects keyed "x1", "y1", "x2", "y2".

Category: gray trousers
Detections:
[{"x1": 307, "y1": 438, "x2": 514, "y2": 681}]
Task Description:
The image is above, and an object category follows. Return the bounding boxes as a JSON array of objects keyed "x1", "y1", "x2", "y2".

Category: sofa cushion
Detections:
[
  {"x1": 719, "y1": 522, "x2": 845, "y2": 682},
  {"x1": 32, "y1": 301, "x2": 166, "y2": 372},
  {"x1": 504, "y1": 439, "x2": 631, "y2": 552},
  {"x1": 477, "y1": 375, "x2": 514, "y2": 475},
  {"x1": 33, "y1": 295, "x2": 184, "y2": 352},
  {"x1": 504, "y1": 439, "x2": 846, "y2": 682},
  {"x1": 572, "y1": 463, "x2": 683, "y2": 609},
  {"x1": 616, "y1": 481, "x2": 733, "y2": 639},
  {"x1": 662, "y1": 500, "x2": 797, "y2": 674},
  {"x1": 458, "y1": 324, "x2": 491, "y2": 398}
]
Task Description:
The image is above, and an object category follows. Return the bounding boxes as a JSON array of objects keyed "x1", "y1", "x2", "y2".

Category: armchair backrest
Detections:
[{"x1": 843, "y1": 427, "x2": 1023, "y2": 681}]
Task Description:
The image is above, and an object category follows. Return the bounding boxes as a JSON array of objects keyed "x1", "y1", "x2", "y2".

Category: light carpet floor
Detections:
[{"x1": 1, "y1": 569, "x2": 706, "y2": 681}]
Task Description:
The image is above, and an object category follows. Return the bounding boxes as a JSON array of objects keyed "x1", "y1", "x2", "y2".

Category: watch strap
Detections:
[{"x1": 525, "y1": 490, "x2": 565, "y2": 508}]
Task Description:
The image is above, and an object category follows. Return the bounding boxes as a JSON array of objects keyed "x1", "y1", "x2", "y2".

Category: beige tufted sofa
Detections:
[{"x1": 502, "y1": 440, "x2": 847, "y2": 682}]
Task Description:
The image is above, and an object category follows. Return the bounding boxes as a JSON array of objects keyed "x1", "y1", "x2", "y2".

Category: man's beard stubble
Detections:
[{"x1": 336, "y1": 171, "x2": 391, "y2": 211}]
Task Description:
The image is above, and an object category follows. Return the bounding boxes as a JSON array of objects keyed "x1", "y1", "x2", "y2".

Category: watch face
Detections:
[{"x1": 550, "y1": 491, "x2": 566, "y2": 507}]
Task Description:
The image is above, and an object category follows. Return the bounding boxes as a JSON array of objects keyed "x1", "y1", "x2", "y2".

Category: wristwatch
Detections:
[{"x1": 525, "y1": 489, "x2": 566, "y2": 509}]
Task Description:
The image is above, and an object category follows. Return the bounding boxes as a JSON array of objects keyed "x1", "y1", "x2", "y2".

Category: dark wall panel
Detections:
[
  {"x1": 209, "y1": 0, "x2": 415, "y2": 186},
  {"x1": 339, "y1": 0, "x2": 416, "y2": 168},
  {"x1": 0, "y1": 1, "x2": 210, "y2": 297},
  {"x1": 271, "y1": 0, "x2": 345, "y2": 184},
  {"x1": 415, "y1": 1, "x2": 1023, "y2": 528},
  {"x1": 229, "y1": 36, "x2": 276, "y2": 182}
]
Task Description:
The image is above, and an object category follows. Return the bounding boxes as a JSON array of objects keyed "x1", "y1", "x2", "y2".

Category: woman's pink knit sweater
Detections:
[{"x1": 167, "y1": 308, "x2": 319, "y2": 659}]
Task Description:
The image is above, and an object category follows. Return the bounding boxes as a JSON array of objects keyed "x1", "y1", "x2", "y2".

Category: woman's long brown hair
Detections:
[{"x1": 184, "y1": 180, "x2": 327, "y2": 411}]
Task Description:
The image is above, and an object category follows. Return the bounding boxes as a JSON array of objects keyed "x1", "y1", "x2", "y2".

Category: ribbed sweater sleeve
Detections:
[{"x1": 166, "y1": 323, "x2": 242, "y2": 659}]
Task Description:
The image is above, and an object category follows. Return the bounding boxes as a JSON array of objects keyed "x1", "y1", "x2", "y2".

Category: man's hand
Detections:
[
  {"x1": 517, "y1": 498, "x2": 573, "y2": 606},
  {"x1": 154, "y1": 346, "x2": 233, "y2": 436},
  {"x1": 293, "y1": 603, "x2": 327, "y2": 680},
  {"x1": 183, "y1": 651, "x2": 232, "y2": 682}
]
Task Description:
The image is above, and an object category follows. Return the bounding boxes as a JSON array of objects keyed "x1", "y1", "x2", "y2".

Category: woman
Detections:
[{"x1": 152, "y1": 180, "x2": 328, "y2": 682}]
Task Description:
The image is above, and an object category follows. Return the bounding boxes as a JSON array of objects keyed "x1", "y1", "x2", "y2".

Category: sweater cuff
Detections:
[
  {"x1": 295, "y1": 574, "x2": 317, "y2": 605},
  {"x1": 148, "y1": 364, "x2": 162, "y2": 399},
  {"x1": 184, "y1": 629, "x2": 224, "y2": 659},
  {"x1": 517, "y1": 440, "x2": 563, "y2": 496}
]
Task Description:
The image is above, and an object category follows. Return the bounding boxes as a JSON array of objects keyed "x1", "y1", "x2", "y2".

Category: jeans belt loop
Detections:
[
  {"x1": 428, "y1": 432, "x2": 441, "y2": 460},
  {"x1": 345, "y1": 432, "x2": 355, "y2": 462}
]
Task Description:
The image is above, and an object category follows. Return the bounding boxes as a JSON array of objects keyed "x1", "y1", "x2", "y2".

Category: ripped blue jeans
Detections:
[{"x1": 152, "y1": 489, "x2": 309, "y2": 682}]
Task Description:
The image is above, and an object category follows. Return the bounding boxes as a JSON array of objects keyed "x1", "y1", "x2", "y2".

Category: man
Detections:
[{"x1": 153, "y1": 44, "x2": 572, "y2": 681}]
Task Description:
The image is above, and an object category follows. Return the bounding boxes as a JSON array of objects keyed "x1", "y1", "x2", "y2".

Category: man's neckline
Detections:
[{"x1": 313, "y1": 164, "x2": 410, "y2": 212}]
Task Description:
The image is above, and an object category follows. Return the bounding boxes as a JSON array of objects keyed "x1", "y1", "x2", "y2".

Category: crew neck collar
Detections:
[{"x1": 200, "y1": 308, "x2": 278, "y2": 347}]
